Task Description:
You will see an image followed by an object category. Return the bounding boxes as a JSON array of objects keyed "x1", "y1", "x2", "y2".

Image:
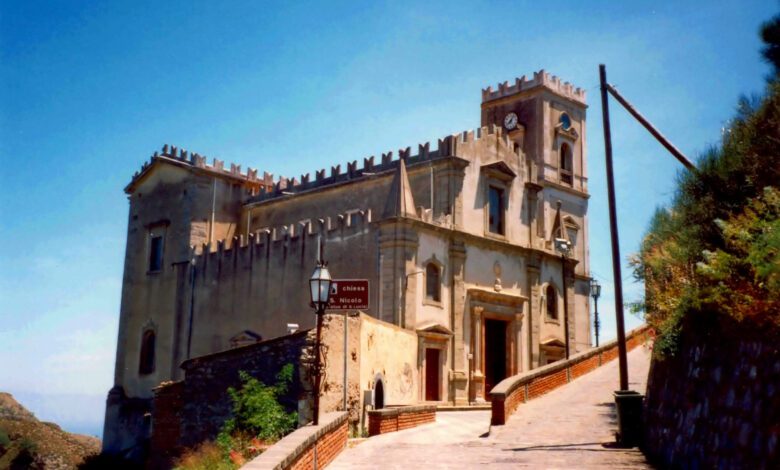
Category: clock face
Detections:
[{"x1": 504, "y1": 112, "x2": 518, "y2": 130}]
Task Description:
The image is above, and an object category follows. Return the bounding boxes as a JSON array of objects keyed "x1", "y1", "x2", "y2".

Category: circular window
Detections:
[{"x1": 559, "y1": 113, "x2": 571, "y2": 130}]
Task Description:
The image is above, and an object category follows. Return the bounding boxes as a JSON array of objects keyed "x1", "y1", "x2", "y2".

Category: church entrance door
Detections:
[
  {"x1": 425, "y1": 348, "x2": 440, "y2": 401},
  {"x1": 484, "y1": 319, "x2": 508, "y2": 395}
]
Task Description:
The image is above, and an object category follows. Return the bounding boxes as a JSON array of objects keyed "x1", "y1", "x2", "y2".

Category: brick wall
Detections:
[
  {"x1": 490, "y1": 325, "x2": 652, "y2": 425},
  {"x1": 243, "y1": 411, "x2": 348, "y2": 470},
  {"x1": 367, "y1": 405, "x2": 437, "y2": 436},
  {"x1": 570, "y1": 353, "x2": 600, "y2": 379},
  {"x1": 289, "y1": 420, "x2": 348, "y2": 470},
  {"x1": 643, "y1": 315, "x2": 779, "y2": 468}
]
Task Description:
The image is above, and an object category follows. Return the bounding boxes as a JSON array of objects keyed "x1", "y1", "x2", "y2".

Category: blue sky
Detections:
[{"x1": 0, "y1": 1, "x2": 774, "y2": 438}]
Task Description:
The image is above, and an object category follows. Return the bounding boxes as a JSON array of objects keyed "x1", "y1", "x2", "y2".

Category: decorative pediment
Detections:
[
  {"x1": 555, "y1": 124, "x2": 579, "y2": 141},
  {"x1": 480, "y1": 161, "x2": 517, "y2": 182},
  {"x1": 416, "y1": 323, "x2": 454, "y2": 336},
  {"x1": 229, "y1": 330, "x2": 263, "y2": 349},
  {"x1": 540, "y1": 337, "x2": 565, "y2": 348},
  {"x1": 562, "y1": 215, "x2": 580, "y2": 230}
]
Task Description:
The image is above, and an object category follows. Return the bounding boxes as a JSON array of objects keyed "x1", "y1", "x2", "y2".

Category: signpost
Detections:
[
  {"x1": 327, "y1": 279, "x2": 369, "y2": 310},
  {"x1": 327, "y1": 279, "x2": 369, "y2": 412}
]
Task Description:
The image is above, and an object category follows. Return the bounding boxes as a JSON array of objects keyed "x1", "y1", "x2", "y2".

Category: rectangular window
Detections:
[
  {"x1": 149, "y1": 235, "x2": 163, "y2": 272},
  {"x1": 488, "y1": 186, "x2": 505, "y2": 235}
]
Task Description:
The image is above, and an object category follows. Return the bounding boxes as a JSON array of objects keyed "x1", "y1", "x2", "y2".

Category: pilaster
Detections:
[
  {"x1": 527, "y1": 253, "x2": 542, "y2": 368},
  {"x1": 448, "y1": 239, "x2": 467, "y2": 405},
  {"x1": 471, "y1": 306, "x2": 485, "y2": 402},
  {"x1": 565, "y1": 260, "x2": 577, "y2": 355}
]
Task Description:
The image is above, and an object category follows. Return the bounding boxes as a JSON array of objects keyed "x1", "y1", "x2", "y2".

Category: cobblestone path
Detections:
[{"x1": 330, "y1": 345, "x2": 653, "y2": 469}]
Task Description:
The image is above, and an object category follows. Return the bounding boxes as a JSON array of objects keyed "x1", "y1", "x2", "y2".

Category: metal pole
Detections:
[
  {"x1": 562, "y1": 254, "x2": 570, "y2": 359},
  {"x1": 313, "y1": 308, "x2": 324, "y2": 426},
  {"x1": 599, "y1": 64, "x2": 629, "y2": 391},
  {"x1": 594, "y1": 295, "x2": 600, "y2": 347},
  {"x1": 605, "y1": 84, "x2": 696, "y2": 171},
  {"x1": 343, "y1": 312, "x2": 348, "y2": 411}
]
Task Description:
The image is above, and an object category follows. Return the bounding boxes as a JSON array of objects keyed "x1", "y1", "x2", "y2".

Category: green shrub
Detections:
[
  {"x1": 216, "y1": 365, "x2": 297, "y2": 461},
  {"x1": 220, "y1": 365, "x2": 297, "y2": 443}
]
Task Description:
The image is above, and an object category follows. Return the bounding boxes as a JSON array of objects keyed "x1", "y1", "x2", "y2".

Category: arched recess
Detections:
[
  {"x1": 139, "y1": 328, "x2": 156, "y2": 375},
  {"x1": 373, "y1": 374, "x2": 385, "y2": 409},
  {"x1": 545, "y1": 284, "x2": 558, "y2": 321},
  {"x1": 560, "y1": 142, "x2": 573, "y2": 185},
  {"x1": 422, "y1": 255, "x2": 444, "y2": 306}
]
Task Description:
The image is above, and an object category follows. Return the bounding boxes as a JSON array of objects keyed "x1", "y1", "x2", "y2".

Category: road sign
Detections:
[{"x1": 328, "y1": 279, "x2": 369, "y2": 310}]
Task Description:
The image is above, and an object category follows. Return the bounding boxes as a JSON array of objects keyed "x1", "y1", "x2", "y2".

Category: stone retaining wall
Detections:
[
  {"x1": 490, "y1": 325, "x2": 652, "y2": 425},
  {"x1": 642, "y1": 315, "x2": 779, "y2": 468},
  {"x1": 367, "y1": 405, "x2": 437, "y2": 436},
  {"x1": 243, "y1": 412, "x2": 348, "y2": 470}
]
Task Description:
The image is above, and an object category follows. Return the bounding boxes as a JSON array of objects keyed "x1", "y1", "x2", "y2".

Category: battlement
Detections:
[
  {"x1": 481, "y1": 70, "x2": 586, "y2": 105},
  {"x1": 246, "y1": 124, "x2": 517, "y2": 205},
  {"x1": 192, "y1": 207, "x2": 373, "y2": 267},
  {"x1": 126, "y1": 144, "x2": 277, "y2": 193}
]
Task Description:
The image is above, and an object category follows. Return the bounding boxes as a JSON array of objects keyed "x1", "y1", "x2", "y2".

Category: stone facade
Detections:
[{"x1": 103, "y1": 70, "x2": 593, "y2": 459}]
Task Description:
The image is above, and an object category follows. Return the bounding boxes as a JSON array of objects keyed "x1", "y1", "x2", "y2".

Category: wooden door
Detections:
[
  {"x1": 484, "y1": 319, "x2": 508, "y2": 394},
  {"x1": 425, "y1": 348, "x2": 440, "y2": 401}
]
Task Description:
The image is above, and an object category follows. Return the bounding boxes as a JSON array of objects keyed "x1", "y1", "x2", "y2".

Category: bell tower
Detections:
[{"x1": 480, "y1": 70, "x2": 587, "y2": 193}]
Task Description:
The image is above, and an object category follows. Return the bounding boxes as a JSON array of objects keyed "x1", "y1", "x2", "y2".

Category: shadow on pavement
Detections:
[
  {"x1": 504, "y1": 442, "x2": 628, "y2": 452},
  {"x1": 596, "y1": 401, "x2": 618, "y2": 426}
]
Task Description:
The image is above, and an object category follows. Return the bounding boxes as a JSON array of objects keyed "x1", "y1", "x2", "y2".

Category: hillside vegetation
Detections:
[
  {"x1": 0, "y1": 392, "x2": 100, "y2": 469},
  {"x1": 632, "y1": 16, "x2": 780, "y2": 354}
]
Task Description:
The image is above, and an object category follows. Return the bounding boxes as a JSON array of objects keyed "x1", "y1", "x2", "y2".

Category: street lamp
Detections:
[
  {"x1": 309, "y1": 260, "x2": 332, "y2": 426},
  {"x1": 554, "y1": 237, "x2": 572, "y2": 359},
  {"x1": 590, "y1": 279, "x2": 602, "y2": 347}
]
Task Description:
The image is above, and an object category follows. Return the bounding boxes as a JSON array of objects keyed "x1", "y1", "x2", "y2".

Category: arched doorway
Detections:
[{"x1": 374, "y1": 378, "x2": 384, "y2": 409}]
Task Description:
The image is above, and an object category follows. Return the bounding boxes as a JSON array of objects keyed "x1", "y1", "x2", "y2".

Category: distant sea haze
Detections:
[{"x1": 4, "y1": 389, "x2": 104, "y2": 439}]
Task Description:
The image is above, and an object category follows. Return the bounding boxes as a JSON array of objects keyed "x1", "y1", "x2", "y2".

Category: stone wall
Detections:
[
  {"x1": 490, "y1": 325, "x2": 651, "y2": 425},
  {"x1": 148, "y1": 312, "x2": 421, "y2": 467},
  {"x1": 148, "y1": 331, "x2": 312, "y2": 468},
  {"x1": 178, "y1": 331, "x2": 311, "y2": 448},
  {"x1": 642, "y1": 315, "x2": 780, "y2": 468}
]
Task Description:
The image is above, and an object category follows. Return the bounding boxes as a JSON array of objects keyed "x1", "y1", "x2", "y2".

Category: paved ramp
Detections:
[{"x1": 330, "y1": 345, "x2": 653, "y2": 469}]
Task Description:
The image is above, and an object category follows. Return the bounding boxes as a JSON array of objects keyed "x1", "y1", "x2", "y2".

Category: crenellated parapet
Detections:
[
  {"x1": 195, "y1": 207, "x2": 372, "y2": 254},
  {"x1": 190, "y1": 207, "x2": 374, "y2": 274},
  {"x1": 482, "y1": 70, "x2": 586, "y2": 105},
  {"x1": 126, "y1": 144, "x2": 277, "y2": 193},
  {"x1": 247, "y1": 125, "x2": 518, "y2": 204}
]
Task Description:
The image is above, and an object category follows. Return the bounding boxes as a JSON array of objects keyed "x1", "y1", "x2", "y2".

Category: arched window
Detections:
[
  {"x1": 546, "y1": 285, "x2": 558, "y2": 320},
  {"x1": 139, "y1": 330, "x2": 156, "y2": 375},
  {"x1": 560, "y1": 143, "x2": 573, "y2": 185},
  {"x1": 559, "y1": 112, "x2": 572, "y2": 130},
  {"x1": 425, "y1": 262, "x2": 441, "y2": 302}
]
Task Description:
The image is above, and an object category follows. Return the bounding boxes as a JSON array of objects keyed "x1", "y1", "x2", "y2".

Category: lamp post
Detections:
[
  {"x1": 554, "y1": 237, "x2": 572, "y2": 359},
  {"x1": 590, "y1": 280, "x2": 601, "y2": 347},
  {"x1": 309, "y1": 260, "x2": 332, "y2": 426}
]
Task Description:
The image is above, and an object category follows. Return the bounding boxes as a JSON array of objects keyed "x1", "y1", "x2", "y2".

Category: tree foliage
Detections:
[{"x1": 632, "y1": 76, "x2": 780, "y2": 356}]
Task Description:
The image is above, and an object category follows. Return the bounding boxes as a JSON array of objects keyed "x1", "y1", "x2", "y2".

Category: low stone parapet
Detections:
[
  {"x1": 242, "y1": 412, "x2": 348, "y2": 470},
  {"x1": 367, "y1": 405, "x2": 437, "y2": 436},
  {"x1": 490, "y1": 325, "x2": 653, "y2": 426}
]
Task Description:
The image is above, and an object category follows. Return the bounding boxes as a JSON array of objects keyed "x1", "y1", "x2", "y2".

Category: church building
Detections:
[{"x1": 103, "y1": 70, "x2": 592, "y2": 458}]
